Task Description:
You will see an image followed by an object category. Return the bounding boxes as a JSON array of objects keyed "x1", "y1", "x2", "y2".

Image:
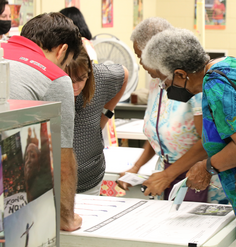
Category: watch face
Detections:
[
  {"x1": 106, "y1": 110, "x2": 114, "y2": 118},
  {"x1": 208, "y1": 168, "x2": 218, "y2": 175}
]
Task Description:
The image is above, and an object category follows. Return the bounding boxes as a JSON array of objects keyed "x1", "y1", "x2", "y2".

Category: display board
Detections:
[{"x1": 0, "y1": 100, "x2": 61, "y2": 247}]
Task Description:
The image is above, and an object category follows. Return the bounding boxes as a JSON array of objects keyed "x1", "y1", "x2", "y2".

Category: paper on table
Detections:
[
  {"x1": 68, "y1": 194, "x2": 235, "y2": 247},
  {"x1": 168, "y1": 178, "x2": 188, "y2": 212},
  {"x1": 118, "y1": 172, "x2": 149, "y2": 186}
]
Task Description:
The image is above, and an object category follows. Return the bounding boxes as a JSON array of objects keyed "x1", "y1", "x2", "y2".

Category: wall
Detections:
[
  {"x1": 155, "y1": 0, "x2": 236, "y2": 56},
  {"x1": 36, "y1": 0, "x2": 236, "y2": 89},
  {"x1": 80, "y1": 0, "x2": 157, "y2": 89}
]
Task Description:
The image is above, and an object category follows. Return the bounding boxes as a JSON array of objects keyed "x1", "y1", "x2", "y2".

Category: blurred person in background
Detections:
[
  {"x1": 60, "y1": 6, "x2": 98, "y2": 63},
  {"x1": 0, "y1": 0, "x2": 11, "y2": 40}
]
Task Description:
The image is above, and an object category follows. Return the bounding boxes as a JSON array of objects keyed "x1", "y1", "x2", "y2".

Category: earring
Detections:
[{"x1": 187, "y1": 76, "x2": 189, "y2": 80}]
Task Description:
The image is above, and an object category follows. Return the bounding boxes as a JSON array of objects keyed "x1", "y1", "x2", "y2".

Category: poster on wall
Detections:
[
  {"x1": 133, "y1": 0, "x2": 143, "y2": 29},
  {"x1": 8, "y1": 0, "x2": 35, "y2": 36},
  {"x1": 1, "y1": 121, "x2": 56, "y2": 247},
  {"x1": 194, "y1": 0, "x2": 226, "y2": 30},
  {"x1": 8, "y1": 0, "x2": 35, "y2": 27},
  {"x1": 102, "y1": 0, "x2": 113, "y2": 28},
  {"x1": 65, "y1": 0, "x2": 80, "y2": 8}
]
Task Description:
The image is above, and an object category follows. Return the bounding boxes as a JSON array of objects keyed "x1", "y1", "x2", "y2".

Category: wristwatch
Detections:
[
  {"x1": 102, "y1": 108, "x2": 114, "y2": 119},
  {"x1": 206, "y1": 157, "x2": 219, "y2": 175}
]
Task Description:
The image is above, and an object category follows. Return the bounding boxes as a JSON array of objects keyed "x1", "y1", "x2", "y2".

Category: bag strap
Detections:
[
  {"x1": 206, "y1": 69, "x2": 236, "y2": 91},
  {"x1": 156, "y1": 89, "x2": 169, "y2": 163}
]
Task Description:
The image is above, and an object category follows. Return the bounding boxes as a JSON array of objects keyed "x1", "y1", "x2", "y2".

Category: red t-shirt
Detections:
[{"x1": 213, "y1": 3, "x2": 225, "y2": 20}]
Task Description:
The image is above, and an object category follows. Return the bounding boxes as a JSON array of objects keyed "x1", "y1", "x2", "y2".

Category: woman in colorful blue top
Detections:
[{"x1": 142, "y1": 27, "x2": 236, "y2": 213}]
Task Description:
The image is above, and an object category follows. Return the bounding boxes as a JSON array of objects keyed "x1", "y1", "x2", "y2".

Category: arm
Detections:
[
  {"x1": 212, "y1": 132, "x2": 236, "y2": 171},
  {"x1": 60, "y1": 148, "x2": 82, "y2": 231},
  {"x1": 186, "y1": 75, "x2": 236, "y2": 191},
  {"x1": 118, "y1": 141, "x2": 156, "y2": 190},
  {"x1": 143, "y1": 115, "x2": 208, "y2": 196},
  {"x1": 186, "y1": 132, "x2": 236, "y2": 191},
  {"x1": 100, "y1": 66, "x2": 129, "y2": 129}
]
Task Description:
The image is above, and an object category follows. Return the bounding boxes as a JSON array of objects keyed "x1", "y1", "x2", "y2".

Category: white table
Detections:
[
  {"x1": 103, "y1": 147, "x2": 158, "y2": 199},
  {"x1": 61, "y1": 222, "x2": 236, "y2": 247},
  {"x1": 229, "y1": 239, "x2": 236, "y2": 247},
  {"x1": 61, "y1": 195, "x2": 236, "y2": 247},
  {"x1": 115, "y1": 119, "x2": 147, "y2": 140}
]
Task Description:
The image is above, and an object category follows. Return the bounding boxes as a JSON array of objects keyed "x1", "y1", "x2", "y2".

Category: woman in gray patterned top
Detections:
[{"x1": 66, "y1": 47, "x2": 128, "y2": 195}]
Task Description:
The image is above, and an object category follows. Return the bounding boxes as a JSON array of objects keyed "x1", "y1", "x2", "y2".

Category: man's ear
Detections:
[
  {"x1": 56, "y1": 44, "x2": 68, "y2": 60},
  {"x1": 174, "y1": 69, "x2": 188, "y2": 79}
]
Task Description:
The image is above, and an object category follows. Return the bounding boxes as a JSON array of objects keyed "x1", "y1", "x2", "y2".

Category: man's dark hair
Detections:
[
  {"x1": 60, "y1": 7, "x2": 92, "y2": 40},
  {"x1": 21, "y1": 12, "x2": 82, "y2": 65},
  {"x1": 0, "y1": 0, "x2": 8, "y2": 15}
]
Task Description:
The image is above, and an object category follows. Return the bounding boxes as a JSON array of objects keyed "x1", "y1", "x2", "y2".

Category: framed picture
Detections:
[
  {"x1": 194, "y1": 0, "x2": 226, "y2": 30},
  {"x1": 8, "y1": 0, "x2": 35, "y2": 27},
  {"x1": 102, "y1": 0, "x2": 113, "y2": 28},
  {"x1": 133, "y1": 0, "x2": 143, "y2": 29},
  {"x1": 65, "y1": 0, "x2": 80, "y2": 8}
]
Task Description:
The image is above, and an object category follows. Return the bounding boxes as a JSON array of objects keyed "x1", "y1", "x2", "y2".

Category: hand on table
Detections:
[
  {"x1": 142, "y1": 170, "x2": 171, "y2": 196},
  {"x1": 60, "y1": 213, "x2": 82, "y2": 232},
  {"x1": 186, "y1": 160, "x2": 212, "y2": 191},
  {"x1": 117, "y1": 165, "x2": 140, "y2": 190}
]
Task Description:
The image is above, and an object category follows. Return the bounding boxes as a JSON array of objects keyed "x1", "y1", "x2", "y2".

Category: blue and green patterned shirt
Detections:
[{"x1": 203, "y1": 56, "x2": 236, "y2": 213}]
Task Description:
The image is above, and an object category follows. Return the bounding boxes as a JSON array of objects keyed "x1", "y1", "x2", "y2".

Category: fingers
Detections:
[
  {"x1": 187, "y1": 170, "x2": 212, "y2": 191},
  {"x1": 144, "y1": 187, "x2": 151, "y2": 196},
  {"x1": 116, "y1": 180, "x2": 131, "y2": 191}
]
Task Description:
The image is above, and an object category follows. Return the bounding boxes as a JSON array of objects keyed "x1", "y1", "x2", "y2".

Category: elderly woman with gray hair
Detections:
[
  {"x1": 118, "y1": 17, "x2": 222, "y2": 203},
  {"x1": 141, "y1": 27, "x2": 236, "y2": 213}
]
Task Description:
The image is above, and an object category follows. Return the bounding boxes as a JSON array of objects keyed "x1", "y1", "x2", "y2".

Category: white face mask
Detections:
[{"x1": 158, "y1": 77, "x2": 168, "y2": 89}]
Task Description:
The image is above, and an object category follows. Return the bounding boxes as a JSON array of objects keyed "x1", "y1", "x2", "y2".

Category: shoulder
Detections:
[
  {"x1": 3, "y1": 36, "x2": 67, "y2": 81},
  {"x1": 93, "y1": 63, "x2": 124, "y2": 80},
  {"x1": 204, "y1": 57, "x2": 236, "y2": 91},
  {"x1": 93, "y1": 63, "x2": 123, "y2": 72}
]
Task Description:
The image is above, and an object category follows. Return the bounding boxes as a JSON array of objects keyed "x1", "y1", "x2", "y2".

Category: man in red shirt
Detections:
[{"x1": 2, "y1": 12, "x2": 83, "y2": 232}]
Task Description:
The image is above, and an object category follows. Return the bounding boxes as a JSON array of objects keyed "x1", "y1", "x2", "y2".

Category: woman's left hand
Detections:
[
  {"x1": 186, "y1": 160, "x2": 212, "y2": 191},
  {"x1": 142, "y1": 170, "x2": 171, "y2": 196}
]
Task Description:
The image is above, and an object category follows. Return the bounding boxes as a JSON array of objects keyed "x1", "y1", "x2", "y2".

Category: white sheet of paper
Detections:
[
  {"x1": 115, "y1": 119, "x2": 144, "y2": 133},
  {"x1": 118, "y1": 172, "x2": 149, "y2": 186},
  {"x1": 104, "y1": 147, "x2": 158, "y2": 175},
  {"x1": 168, "y1": 178, "x2": 188, "y2": 201},
  {"x1": 67, "y1": 194, "x2": 235, "y2": 247}
]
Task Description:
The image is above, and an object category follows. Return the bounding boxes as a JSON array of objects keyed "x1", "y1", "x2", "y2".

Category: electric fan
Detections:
[{"x1": 91, "y1": 34, "x2": 139, "y2": 102}]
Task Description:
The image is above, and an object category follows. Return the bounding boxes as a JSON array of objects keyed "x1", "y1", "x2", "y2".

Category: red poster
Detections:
[
  {"x1": 65, "y1": 0, "x2": 80, "y2": 8},
  {"x1": 194, "y1": 0, "x2": 226, "y2": 30},
  {"x1": 102, "y1": 0, "x2": 113, "y2": 28}
]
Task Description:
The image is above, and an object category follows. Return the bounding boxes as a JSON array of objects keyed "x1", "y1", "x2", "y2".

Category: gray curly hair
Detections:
[
  {"x1": 130, "y1": 17, "x2": 173, "y2": 51},
  {"x1": 142, "y1": 28, "x2": 210, "y2": 79}
]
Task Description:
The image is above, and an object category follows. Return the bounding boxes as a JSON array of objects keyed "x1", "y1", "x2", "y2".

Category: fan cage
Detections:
[{"x1": 92, "y1": 37, "x2": 139, "y2": 102}]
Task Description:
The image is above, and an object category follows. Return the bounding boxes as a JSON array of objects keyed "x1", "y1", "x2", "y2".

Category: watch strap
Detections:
[
  {"x1": 206, "y1": 157, "x2": 219, "y2": 175},
  {"x1": 102, "y1": 108, "x2": 114, "y2": 119}
]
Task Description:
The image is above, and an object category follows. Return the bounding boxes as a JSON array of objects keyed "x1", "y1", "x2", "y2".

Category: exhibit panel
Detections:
[{"x1": 0, "y1": 100, "x2": 61, "y2": 247}]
